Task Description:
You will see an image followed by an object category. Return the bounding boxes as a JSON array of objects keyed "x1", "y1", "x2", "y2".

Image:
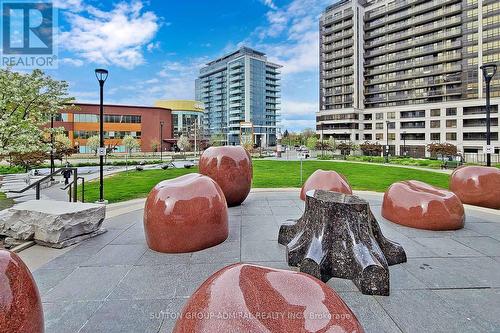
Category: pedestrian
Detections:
[{"x1": 62, "y1": 163, "x2": 73, "y2": 185}]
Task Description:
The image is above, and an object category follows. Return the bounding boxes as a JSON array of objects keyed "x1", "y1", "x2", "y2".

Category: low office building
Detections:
[
  {"x1": 54, "y1": 103, "x2": 173, "y2": 153},
  {"x1": 196, "y1": 47, "x2": 281, "y2": 147},
  {"x1": 318, "y1": 0, "x2": 500, "y2": 157},
  {"x1": 154, "y1": 100, "x2": 205, "y2": 140}
]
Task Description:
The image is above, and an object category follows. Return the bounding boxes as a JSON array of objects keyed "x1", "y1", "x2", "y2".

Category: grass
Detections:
[
  {"x1": 81, "y1": 160, "x2": 450, "y2": 203},
  {"x1": 0, "y1": 191, "x2": 14, "y2": 210}
]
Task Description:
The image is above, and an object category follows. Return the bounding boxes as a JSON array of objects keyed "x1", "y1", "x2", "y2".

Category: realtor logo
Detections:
[{"x1": 1, "y1": 1, "x2": 57, "y2": 68}]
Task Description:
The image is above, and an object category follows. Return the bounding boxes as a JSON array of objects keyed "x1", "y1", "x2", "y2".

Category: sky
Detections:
[{"x1": 47, "y1": 0, "x2": 336, "y2": 132}]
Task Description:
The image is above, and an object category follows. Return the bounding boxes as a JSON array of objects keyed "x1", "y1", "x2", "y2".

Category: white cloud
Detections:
[
  {"x1": 60, "y1": 1, "x2": 160, "y2": 69},
  {"x1": 60, "y1": 58, "x2": 85, "y2": 67},
  {"x1": 262, "y1": 0, "x2": 278, "y2": 10},
  {"x1": 281, "y1": 100, "x2": 319, "y2": 116}
]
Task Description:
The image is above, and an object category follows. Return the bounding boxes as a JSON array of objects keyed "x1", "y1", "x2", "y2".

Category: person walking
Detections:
[{"x1": 62, "y1": 163, "x2": 73, "y2": 185}]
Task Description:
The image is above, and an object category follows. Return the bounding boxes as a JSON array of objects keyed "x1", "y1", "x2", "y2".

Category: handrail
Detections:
[
  {"x1": 60, "y1": 176, "x2": 85, "y2": 202},
  {"x1": 8, "y1": 167, "x2": 78, "y2": 201}
]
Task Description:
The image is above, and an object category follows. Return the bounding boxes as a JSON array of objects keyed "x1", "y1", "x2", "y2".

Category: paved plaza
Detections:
[{"x1": 30, "y1": 190, "x2": 500, "y2": 333}]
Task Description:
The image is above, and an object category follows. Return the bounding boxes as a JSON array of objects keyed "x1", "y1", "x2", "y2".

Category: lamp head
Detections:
[
  {"x1": 95, "y1": 68, "x2": 109, "y2": 83},
  {"x1": 480, "y1": 64, "x2": 497, "y2": 80}
]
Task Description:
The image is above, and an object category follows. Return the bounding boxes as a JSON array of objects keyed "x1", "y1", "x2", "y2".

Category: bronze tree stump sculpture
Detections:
[{"x1": 278, "y1": 190, "x2": 407, "y2": 296}]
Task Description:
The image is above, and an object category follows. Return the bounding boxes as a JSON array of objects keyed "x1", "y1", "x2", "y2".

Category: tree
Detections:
[
  {"x1": 0, "y1": 68, "x2": 74, "y2": 156},
  {"x1": 209, "y1": 133, "x2": 225, "y2": 147},
  {"x1": 306, "y1": 136, "x2": 318, "y2": 151},
  {"x1": 86, "y1": 135, "x2": 100, "y2": 155},
  {"x1": 10, "y1": 151, "x2": 48, "y2": 172},
  {"x1": 53, "y1": 134, "x2": 75, "y2": 162},
  {"x1": 360, "y1": 141, "x2": 383, "y2": 156},
  {"x1": 150, "y1": 139, "x2": 160, "y2": 156},
  {"x1": 122, "y1": 135, "x2": 140, "y2": 156},
  {"x1": 427, "y1": 142, "x2": 458, "y2": 159},
  {"x1": 327, "y1": 137, "x2": 337, "y2": 152},
  {"x1": 283, "y1": 129, "x2": 289, "y2": 138},
  {"x1": 177, "y1": 135, "x2": 191, "y2": 152}
]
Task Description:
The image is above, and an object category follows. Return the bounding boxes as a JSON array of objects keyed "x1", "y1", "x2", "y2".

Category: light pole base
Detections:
[{"x1": 95, "y1": 199, "x2": 109, "y2": 205}]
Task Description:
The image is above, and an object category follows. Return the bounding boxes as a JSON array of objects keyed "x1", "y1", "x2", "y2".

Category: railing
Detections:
[
  {"x1": 61, "y1": 176, "x2": 85, "y2": 203},
  {"x1": 8, "y1": 168, "x2": 84, "y2": 202}
]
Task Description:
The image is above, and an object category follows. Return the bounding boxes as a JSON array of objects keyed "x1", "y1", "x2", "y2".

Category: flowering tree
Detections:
[
  {"x1": 123, "y1": 135, "x2": 140, "y2": 156},
  {"x1": 54, "y1": 134, "x2": 75, "y2": 162},
  {"x1": 150, "y1": 139, "x2": 160, "y2": 155},
  {"x1": 177, "y1": 135, "x2": 191, "y2": 152},
  {"x1": 0, "y1": 68, "x2": 74, "y2": 156},
  {"x1": 86, "y1": 135, "x2": 100, "y2": 155}
]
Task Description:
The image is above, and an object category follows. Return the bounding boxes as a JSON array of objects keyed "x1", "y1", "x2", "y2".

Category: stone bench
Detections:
[
  {"x1": 0, "y1": 200, "x2": 106, "y2": 248},
  {"x1": 450, "y1": 166, "x2": 500, "y2": 209},
  {"x1": 382, "y1": 180, "x2": 465, "y2": 230}
]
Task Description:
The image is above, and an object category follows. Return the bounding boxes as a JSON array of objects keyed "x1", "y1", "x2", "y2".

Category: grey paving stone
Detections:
[
  {"x1": 43, "y1": 301, "x2": 103, "y2": 333},
  {"x1": 32, "y1": 268, "x2": 75, "y2": 296},
  {"x1": 433, "y1": 288, "x2": 500, "y2": 332},
  {"x1": 242, "y1": 205, "x2": 272, "y2": 216},
  {"x1": 241, "y1": 222, "x2": 280, "y2": 241},
  {"x1": 404, "y1": 257, "x2": 500, "y2": 289},
  {"x1": 158, "y1": 298, "x2": 190, "y2": 333},
  {"x1": 465, "y1": 223, "x2": 500, "y2": 241},
  {"x1": 241, "y1": 239, "x2": 286, "y2": 262},
  {"x1": 65, "y1": 229, "x2": 125, "y2": 257},
  {"x1": 44, "y1": 266, "x2": 131, "y2": 302},
  {"x1": 79, "y1": 299, "x2": 171, "y2": 333},
  {"x1": 108, "y1": 265, "x2": 184, "y2": 300},
  {"x1": 466, "y1": 210, "x2": 500, "y2": 223},
  {"x1": 103, "y1": 210, "x2": 142, "y2": 230},
  {"x1": 412, "y1": 237, "x2": 484, "y2": 257},
  {"x1": 41, "y1": 253, "x2": 91, "y2": 270},
  {"x1": 327, "y1": 277, "x2": 359, "y2": 292},
  {"x1": 227, "y1": 215, "x2": 241, "y2": 242},
  {"x1": 454, "y1": 236, "x2": 500, "y2": 256},
  {"x1": 338, "y1": 292, "x2": 402, "y2": 333},
  {"x1": 375, "y1": 289, "x2": 485, "y2": 333},
  {"x1": 135, "y1": 249, "x2": 192, "y2": 266},
  {"x1": 228, "y1": 206, "x2": 242, "y2": 216},
  {"x1": 175, "y1": 262, "x2": 230, "y2": 297},
  {"x1": 241, "y1": 215, "x2": 275, "y2": 226},
  {"x1": 110, "y1": 226, "x2": 146, "y2": 244},
  {"x1": 189, "y1": 240, "x2": 240, "y2": 264},
  {"x1": 388, "y1": 265, "x2": 428, "y2": 290},
  {"x1": 269, "y1": 199, "x2": 297, "y2": 207},
  {"x1": 388, "y1": 235, "x2": 439, "y2": 258},
  {"x1": 82, "y1": 244, "x2": 147, "y2": 267},
  {"x1": 270, "y1": 205, "x2": 303, "y2": 217}
]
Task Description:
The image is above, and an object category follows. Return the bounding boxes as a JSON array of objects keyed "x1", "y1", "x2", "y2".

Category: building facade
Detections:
[
  {"x1": 319, "y1": 0, "x2": 500, "y2": 157},
  {"x1": 196, "y1": 47, "x2": 282, "y2": 147},
  {"x1": 154, "y1": 100, "x2": 204, "y2": 138},
  {"x1": 54, "y1": 103, "x2": 173, "y2": 153}
]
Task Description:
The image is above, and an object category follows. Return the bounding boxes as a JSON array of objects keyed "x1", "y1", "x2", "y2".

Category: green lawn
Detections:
[
  {"x1": 81, "y1": 160, "x2": 450, "y2": 203},
  {"x1": 0, "y1": 191, "x2": 14, "y2": 210}
]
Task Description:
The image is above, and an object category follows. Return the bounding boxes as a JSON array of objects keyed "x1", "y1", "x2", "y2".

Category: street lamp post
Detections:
[
  {"x1": 160, "y1": 121, "x2": 164, "y2": 162},
  {"x1": 480, "y1": 64, "x2": 497, "y2": 167},
  {"x1": 50, "y1": 115, "x2": 54, "y2": 179},
  {"x1": 95, "y1": 69, "x2": 108, "y2": 203},
  {"x1": 402, "y1": 131, "x2": 407, "y2": 157},
  {"x1": 321, "y1": 122, "x2": 324, "y2": 157},
  {"x1": 385, "y1": 120, "x2": 390, "y2": 163}
]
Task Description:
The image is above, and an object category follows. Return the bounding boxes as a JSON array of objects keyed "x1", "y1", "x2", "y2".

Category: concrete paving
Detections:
[{"x1": 29, "y1": 190, "x2": 500, "y2": 333}]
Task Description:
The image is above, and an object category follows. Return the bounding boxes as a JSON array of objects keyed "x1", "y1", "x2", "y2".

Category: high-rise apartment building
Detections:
[
  {"x1": 196, "y1": 47, "x2": 281, "y2": 146},
  {"x1": 319, "y1": 0, "x2": 500, "y2": 157}
]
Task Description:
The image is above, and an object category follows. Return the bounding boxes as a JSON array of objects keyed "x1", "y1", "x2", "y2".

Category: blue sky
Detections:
[{"x1": 48, "y1": 0, "x2": 335, "y2": 131}]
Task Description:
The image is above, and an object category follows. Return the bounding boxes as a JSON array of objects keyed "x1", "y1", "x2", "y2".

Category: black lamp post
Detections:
[
  {"x1": 95, "y1": 68, "x2": 108, "y2": 203},
  {"x1": 385, "y1": 120, "x2": 390, "y2": 163},
  {"x1": 480, "y1": 63, "x2": 497, "y2": 167},
  {"x1": 402, "y1": 131, "x2": 407, "y2": 157},
  {"x1": 321, "y1": 122, "x2": 324, "y2": 157},
  {"x1": 50, "y1": 115, "x2": 54, "y2": 178},
  {"x1": 160, "y1": 121, "x2": 164, "y2": 162}
]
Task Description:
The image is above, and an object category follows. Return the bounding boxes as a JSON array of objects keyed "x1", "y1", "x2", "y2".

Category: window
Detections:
[
  {"x1": 74, "y1": 114, "x2": 98, "y2": 122},
  {"x1": 446, "y1": 132, "x2": 457, "y2": 141},
  {"x1": 446, "y1": 119, "x2": 457, "y2": 128},
  {"x1": 430, "y1": 120, "x2": 441, "y2": 128},
  {"x1": 376, "y1": 122, "x2": 384, "y2": 129},
  {"x1": 431, "y1": 133, "x2": 441, "y2": 141},
  {"x1": 54, "y1": 113, "x2": 68, "y2": 121},
  {"x1": 430, "y1": 109, "x2": 440, "y2": 117},
  {"x1": 387, "y1": 112, "x2": 395, "y2": 119},
  {"x1": 376, "y1": 112, "x2": 384, "y2": 120},
  {"x1": 388, "y1": 133, "x2": 396, "y2": 140},
  {"x1": 364, "y1": 123, "x2": 372, "y2": 130},
  {"x1": 446, "y1": 108, "x2": 457, "y2": 116},
  {"x1": 376, "y1": 133, "x2": 384, "y2": 141}
]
